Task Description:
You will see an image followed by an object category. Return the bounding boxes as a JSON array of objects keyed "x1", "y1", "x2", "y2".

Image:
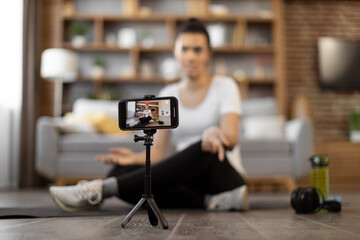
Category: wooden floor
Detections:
[{"x1": 0, "y1": 189, "x2": 359, "y2": 239}]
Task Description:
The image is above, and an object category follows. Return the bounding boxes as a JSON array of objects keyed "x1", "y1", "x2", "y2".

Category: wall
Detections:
[
  {"x1": 0, "y1": 107, "x2": 11, "y2": 188},
  {"x1": 0, "y1": 0, "x2": 23, "y2": 188},
  {"x1": 284, "y1": 0, "x2": 360, "y2": 141}
]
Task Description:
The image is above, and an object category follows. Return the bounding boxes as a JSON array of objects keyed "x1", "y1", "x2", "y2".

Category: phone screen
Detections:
[{"x1": 118, "y1": 96, "x2": 178, "y2": 130}]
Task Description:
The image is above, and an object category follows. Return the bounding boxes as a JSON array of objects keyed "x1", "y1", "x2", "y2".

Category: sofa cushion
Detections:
[
  {"x1": 240, "y1": 97, "x2": 281, "y2": 140},
  {"x1": 241, "y1": 152, "x2": 292, "y2": 176},
  {"x1": 241, "y1": 97, "x2": 278, "y2": 117},
  {"x1": 242, "y1": 115, "x2": 285, "y2": 140},
  {"x1": 240, "y1": 139, "x2": 291, "y2": 152},
  {"x1": 72, "y1": 98, "x2": 118, "y2": 118},
  {"x1": 60, "y1": 133, "x2": 144, "y2": 152}
]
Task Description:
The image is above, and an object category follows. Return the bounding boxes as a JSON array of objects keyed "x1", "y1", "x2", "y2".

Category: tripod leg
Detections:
[
  {"x1": 147, "y1": 198, "x2": 169, "y2": 229},
  {"x1": 147, "y1": 202, "x2": 158, "y2": 226},
  {"x1": 121, "y1": 197, "x2": 146, "y2": 228}
]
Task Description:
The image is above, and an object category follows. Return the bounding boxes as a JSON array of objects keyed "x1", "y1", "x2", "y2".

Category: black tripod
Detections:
[{"x1": 121, "y1": 129, "x2": 169, "y2": 229}]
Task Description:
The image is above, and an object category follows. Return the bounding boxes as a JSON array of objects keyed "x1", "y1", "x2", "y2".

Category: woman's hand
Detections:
[
  {"x1": 96, "y1": 148, "x2": 138, "y2": 166},
  {"x1": 201, "y1": 126, "x2": 230, "y2": 162}
]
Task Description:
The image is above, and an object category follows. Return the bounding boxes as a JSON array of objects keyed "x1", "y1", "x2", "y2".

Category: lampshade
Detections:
[{"x1": 40, "y1": 48, "x2": 78, "y2": 82}]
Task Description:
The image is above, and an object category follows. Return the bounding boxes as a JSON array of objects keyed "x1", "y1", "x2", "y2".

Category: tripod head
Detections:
[{"x1": 134, "y1": 129, "x2": 157, "y2": 144}]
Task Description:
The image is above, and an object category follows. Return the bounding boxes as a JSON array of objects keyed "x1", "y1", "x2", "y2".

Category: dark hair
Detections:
[{"x1": 177, "y1": 18, "x2": 211, "y2": 50}]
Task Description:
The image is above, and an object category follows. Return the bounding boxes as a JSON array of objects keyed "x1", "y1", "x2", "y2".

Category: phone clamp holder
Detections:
[{"x1": 121, "y1": 128, "x2": 169, "y2": 229}]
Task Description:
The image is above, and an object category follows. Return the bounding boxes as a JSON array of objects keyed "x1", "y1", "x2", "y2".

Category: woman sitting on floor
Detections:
[{"x1": 49, "y1": 18, "x2": 249, "y2": 212}]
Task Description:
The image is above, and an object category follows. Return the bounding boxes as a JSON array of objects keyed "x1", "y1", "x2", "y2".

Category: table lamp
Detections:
[{"x1": 40, "y1": 48, "x2": 78, "y2": 117}]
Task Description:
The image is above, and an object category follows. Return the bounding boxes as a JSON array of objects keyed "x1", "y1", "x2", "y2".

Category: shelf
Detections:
[
  {"x1": 62, "y1": 43, "x2": 173, "y2": 52},
  {"x1": 67, "y1": 75, "x2": 275, "y2": 85},
  {"x1": 137, "y1": 45, "x2": 174, "y2": 52},
  {"x1": 235, "y1": 77, "x2": 275, "y2": 84},
  {"x1": 75, "y1": 75, "x2": 275, "y2": 84},
  {"x1": 62, "y1": 43, "x2": 129, "y2": 51},
  {"x1": 72, "y1": 75, "x2": 178, "y2": 84},
  {"x1": 213, "y1": 45, "x2": 274, "y2": 53},
  {"x1": 68, "y1": 74, "x2": 275, "y2": 85},
  {"x1": 62, "y1": 14, "x2": 274, "y2": 23},
  {"x1": 62, "y1": 43, "x2": 274, "y2": 53}
]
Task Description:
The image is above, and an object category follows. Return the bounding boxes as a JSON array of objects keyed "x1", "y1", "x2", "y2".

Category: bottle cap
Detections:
[{"x1": 310, "y1": 154, "x2": 329, "y2": 167}]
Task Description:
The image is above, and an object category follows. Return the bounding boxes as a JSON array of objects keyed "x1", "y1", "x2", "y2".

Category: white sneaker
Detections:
[
  {"x1": 49, "y1": 179, "x2": 103, "y2": 212},
  {"x1": 207, "y1": 185, "x2": 249, "y2": 211}
]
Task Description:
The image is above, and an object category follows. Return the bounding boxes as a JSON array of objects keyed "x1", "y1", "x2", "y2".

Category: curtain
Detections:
[{"x1": 19, "y1": 0, "x2": 42, "y2": 187}]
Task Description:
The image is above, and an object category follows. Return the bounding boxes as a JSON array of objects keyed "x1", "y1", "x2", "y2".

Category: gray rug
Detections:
[{"x1": 0, "y1": 205, "x2": 134, "y2": 219}]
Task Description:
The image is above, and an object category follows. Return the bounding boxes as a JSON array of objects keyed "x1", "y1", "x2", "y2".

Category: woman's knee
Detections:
[{"x1": 106, "y1": 165, "x2": 142, "y2": 178}]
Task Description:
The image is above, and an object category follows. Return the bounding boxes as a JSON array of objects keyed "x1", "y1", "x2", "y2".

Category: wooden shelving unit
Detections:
[
  {"x1": 55, "y1": 0, "x2": 286, "y2": 115},
  {"x1": 74, "y1": 75, "x2": 176, "y2": 84},
  {"x1": 62, "y1": 44, "x2": 275, "y2": 54}
]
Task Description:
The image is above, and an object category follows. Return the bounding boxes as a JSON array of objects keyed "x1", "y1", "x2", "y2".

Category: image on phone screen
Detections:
[{"x1": 126, "y1": 99, "x2": 172, "y2": 128}]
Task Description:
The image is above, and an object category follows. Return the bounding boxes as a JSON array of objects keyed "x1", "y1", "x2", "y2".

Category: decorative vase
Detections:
[
  {"x1": 350, "y1": 131, "x2": 360, "y2": 142},
  {"x1": 160, "y1": 58, "x2": 179, "y2": 81},
  {"x1": 117, "y1": 28, "x2": 136, "y2": 48},
  {"x1": 207, "y1": 24, "x2": 226, "y2": 47},
  {"x1": 91, "y1": 66, "x2": 105, "y2": 80},
  {"x1": 71, "y1": 35, "x2": 86, "y2": 48}
]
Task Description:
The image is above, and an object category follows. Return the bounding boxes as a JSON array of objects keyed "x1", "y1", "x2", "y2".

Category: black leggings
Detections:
[
  {"x1": 139, "y1": 116, "x2": 152, "y2": 125},
  {"x1": 107, "y1": 141, "x2": 246, "y2": 209}
]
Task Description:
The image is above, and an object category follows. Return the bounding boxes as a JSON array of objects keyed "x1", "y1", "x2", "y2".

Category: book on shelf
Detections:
[
  {"x1": 186, "y1": 0, "x2": 207, "y2": 16},
  {"x1": 122, "y1": 0, "x2": 138, "y2": 16}
]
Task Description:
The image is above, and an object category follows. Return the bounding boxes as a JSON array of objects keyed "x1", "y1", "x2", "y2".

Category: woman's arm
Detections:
[
  {"x1": 153, "y1": 129, "x2": 171, "y2": 162},
  {"x1": 219, "y1": 113, "x2": 240, "y2": 150},
  {"x1": 201, "y1": 112, "x2": 240, "y2": 161},
  {"x1": 97, "y1": 129, "x2": 171, "y2": 166}
]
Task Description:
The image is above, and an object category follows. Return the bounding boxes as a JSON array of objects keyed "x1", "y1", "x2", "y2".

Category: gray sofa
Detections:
[{"x1": 36, "y1": 98, "x2": 314, "y2": 187}]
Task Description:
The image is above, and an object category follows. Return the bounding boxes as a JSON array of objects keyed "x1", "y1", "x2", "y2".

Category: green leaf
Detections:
[
  {"x1": 69, "y1": 21, "x2": 88, "y2": 37},
  {"x1": 350, "y1": 111, "x2": 360, "y2": 131}
]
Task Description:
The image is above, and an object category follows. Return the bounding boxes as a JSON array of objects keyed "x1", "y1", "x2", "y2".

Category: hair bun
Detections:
[
  {"x1": 177, "y1": 18, "x2": 211, "y2": 50},
  {"x1": 185, "y1": 18, "x2": 203, "y2": 27},
  {"x1": 188, "y1": 18, "x2": 200, "y2": 23}
]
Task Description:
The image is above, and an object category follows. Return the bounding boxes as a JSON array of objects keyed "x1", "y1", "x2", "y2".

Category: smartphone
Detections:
[{"x1": 118, "y1": 96, "x2": 179, "y2": 130}]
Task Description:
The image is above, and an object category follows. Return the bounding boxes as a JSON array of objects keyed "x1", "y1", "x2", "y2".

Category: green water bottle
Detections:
[{"x1": 310, "y1": 154, "x2": 330, "y2": 199}]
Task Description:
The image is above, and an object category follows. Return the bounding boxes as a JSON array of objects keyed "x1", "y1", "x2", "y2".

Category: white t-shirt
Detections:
[
  {"x1": 143, "y1": 109, "x2": 152, "y2": 117},
  {"x1": 158, "y1": 75, "x2": 246, "y2": 176}
]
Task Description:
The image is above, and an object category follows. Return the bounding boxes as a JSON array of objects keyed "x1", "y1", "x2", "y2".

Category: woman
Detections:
[
  {"x1": 50, "y1": 18, "x2": 248, "y2": 212},
  {"x1": 138, "y1": 104, "x2": 153, "y2": 126}
]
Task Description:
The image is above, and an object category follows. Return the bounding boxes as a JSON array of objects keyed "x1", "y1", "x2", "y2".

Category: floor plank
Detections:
[
  {"x1": 0, "y1": 189, "x2": 359, "y2": 239},
  {"x1": 297, "y1": 192, "x2": 360, "y2": 236},
  {"x1": 239, "y1": 210, "x2": 360, "y2": 240},
  {"x1": 86, "y1": 213, "x2": 180, "y2": 240},
  {"x1": 172, "y1": 211, "x2": 267, "y2": 240}
]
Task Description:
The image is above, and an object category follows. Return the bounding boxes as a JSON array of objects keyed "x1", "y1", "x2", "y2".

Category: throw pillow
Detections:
[
  {"x1": 64, "y1": 112, "x2": 128, "y2": 134},
  {"x1": 243, "y1": 115, "x2": 285, "y2": 140},
  {"x1": 81, "y1": 112, "x2": 124, "y2": 134},
  {"x1": 54, "y1": 117, "x2": 97, "y2": 134}
]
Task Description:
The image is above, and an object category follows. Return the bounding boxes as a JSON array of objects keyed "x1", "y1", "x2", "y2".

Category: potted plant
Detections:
[
  {"x1": 69, "y1": 21, "x2": 88, "y2": 47},
  {"x1": 91, "y1": 57, "x2": 105, "y2": 80},
  {"x1": 349, "y1": 110, "x2": 360, "y2": 142}
]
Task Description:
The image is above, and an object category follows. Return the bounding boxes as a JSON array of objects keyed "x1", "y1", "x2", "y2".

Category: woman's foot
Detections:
[
  {"x1": 49, "y1": 179, "x2": 103, "y2": 212},
  {"x1": 207, "y1": 185, "x2": 249, "y2": 211}
]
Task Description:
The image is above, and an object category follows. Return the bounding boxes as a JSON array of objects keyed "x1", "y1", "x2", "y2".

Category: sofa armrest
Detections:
[
  {"x1": 35, "y1": 116, "x2": 60, "y2": 180},
  {"x1": 284, "y1": 118, "x2": 314, "y2": 179}
]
